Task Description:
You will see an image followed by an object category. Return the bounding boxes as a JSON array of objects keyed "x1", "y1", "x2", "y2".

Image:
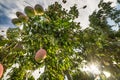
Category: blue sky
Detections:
[{"x1": 0, "y1": 0, "x2": 118, "y2": 37}]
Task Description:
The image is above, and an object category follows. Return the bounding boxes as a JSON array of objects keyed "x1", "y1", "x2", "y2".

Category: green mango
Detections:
[
  {"x1": 34, "y1": 4, "x2": 44, "y2": 15},
  {"x1": 19, "y1": 15, "x2": 29, "y2": 22},
  {"x1": 16, "y1": 11, "x2": 24, "y2": 17},
  {"x1": 12, "y1": 18, "x2": 22, "y2": 26},
  {"x1": 24, "y1": 6, "x2": 35, "y2": 17}
]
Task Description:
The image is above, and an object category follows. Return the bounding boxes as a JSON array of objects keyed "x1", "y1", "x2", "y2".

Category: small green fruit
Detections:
[
  {"x1": 19, "y1": 15, "x2": 29, "y2": 22},
  {"x1": 12, "y1": 18, "x2": 22, "y2": 26},
  {"x1": 34, "y1": 4, "x2": 44, "y2": 15},
  {"x1": 24, "y1": 6, "x2": 35, "y2": 17},
  {"x1": 16, "y1": 11, "x2": 24, "y2": 17}
]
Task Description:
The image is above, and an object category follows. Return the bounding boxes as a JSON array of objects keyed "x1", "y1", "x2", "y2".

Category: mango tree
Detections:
[{"x1": 0, "y1": 0, "x2": 120, "y2": 80}]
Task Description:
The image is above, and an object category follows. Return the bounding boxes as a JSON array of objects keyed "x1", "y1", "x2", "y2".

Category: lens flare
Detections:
[
  {"x1": 103, "y1": 71, "x2": 111, "y2": 78},
  {"x1": 81, "y1": 64, "x2": 100, "y2": 74}
]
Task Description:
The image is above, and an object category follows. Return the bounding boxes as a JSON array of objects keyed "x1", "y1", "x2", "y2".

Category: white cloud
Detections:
[
  {"x1": 43, "y1": 0, "x2": 101, "y2": 29},
  {"x1": 74, "y1": 0, "x2": 100, "y2": 29}
]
